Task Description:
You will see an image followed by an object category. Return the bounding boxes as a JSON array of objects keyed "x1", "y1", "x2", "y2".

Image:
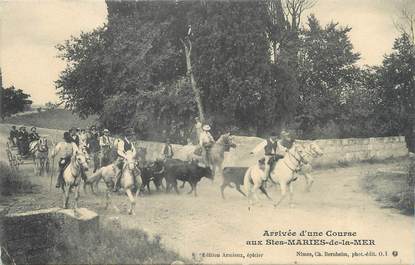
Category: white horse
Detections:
[
  {"x1": 85, "y1": 150, "x2": 140, "y2": 215},
  {"x1": 296, "y1": 141, "x2": 323, "y2": 191},
  {"x1": 61, "y1": 151, "x2": 89, "y2": 210},
  {"x1": 29, "y1": 137, "x2": 49, "y2": 176},
  {"x1": 269, "y1": 143, "x2": 307, "y2": 207}
]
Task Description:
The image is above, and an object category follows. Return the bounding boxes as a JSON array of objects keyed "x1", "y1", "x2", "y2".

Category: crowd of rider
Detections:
[
  {"x1": 9, "y1": 125, "x2": 41, "y2": 158},
  {"x1": 10, "y1": 116, "x2": 294, "y2": 191}
]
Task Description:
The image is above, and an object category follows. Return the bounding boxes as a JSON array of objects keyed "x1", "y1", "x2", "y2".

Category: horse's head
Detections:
[
  {"x1": 124, "y1": 150, "x2": 138, "y2": 171},
  {"x1": 74, "y1": 151, "x2": 89, "y2": 171},
  {"x1": 309, "y1": 142, "x2": 323, "y2": 157},
  {"x1": 38, "y1": 137, "x2": 48, "y2": 152}
]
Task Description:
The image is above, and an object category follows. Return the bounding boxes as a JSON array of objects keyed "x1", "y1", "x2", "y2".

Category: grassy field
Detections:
[
  {"x1": 3, "y1": 109, "x2": 98, "y2": 130},
  {"x1": 362, "y1": 158, "x2": 414, "y2": 215}
]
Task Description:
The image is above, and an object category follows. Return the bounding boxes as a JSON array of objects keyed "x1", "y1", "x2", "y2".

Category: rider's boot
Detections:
[{"x1": 113, "y1": 171, "x2": 121, "y2": 192}]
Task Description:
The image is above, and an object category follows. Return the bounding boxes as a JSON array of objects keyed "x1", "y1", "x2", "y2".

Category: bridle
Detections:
[{"x1": 284, "y1": 145, "x2": 306, "y2": 172}]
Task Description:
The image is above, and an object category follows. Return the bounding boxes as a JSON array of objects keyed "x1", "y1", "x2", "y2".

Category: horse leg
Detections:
[
  {"x1": 274, "y1": 182, "x2": 287, "y2": 208},
  {"x1": 74, "y1": 185, "x2": 80, "y2": 208},
  {"x1": 220, "y1": 183, "x2": 227, "y2": 200},
  {"x1": 304, "y1": 173, "x2": 314, "y2": 192},
  {"x1": 180, "y1": 181, "x2": 186, "y2": 189},
  {"x1": 235, "y1": 184, "x2": 247, "y2": 197},
  {"x1": 252, "y1": 184, "x2": 261, "y2": 204},
  {"x1": 288, "y1": 182, "x2": 295, "y2": 208},
  {"x1": 126, "y1": 189, "x2": 136, "y2": 215},
  {"x1": 63, "y1": 186, "x2": 70, "y2": 209},
  {"x1": 259, "y1": 185, "x2": 273, "y2": 201}
]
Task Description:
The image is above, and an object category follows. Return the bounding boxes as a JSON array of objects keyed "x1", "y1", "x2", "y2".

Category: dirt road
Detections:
[{"x1": 1, "y1": 124, "x2": 413, "y2": 264}]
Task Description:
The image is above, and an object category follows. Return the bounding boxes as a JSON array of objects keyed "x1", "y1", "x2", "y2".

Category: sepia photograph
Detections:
[{"x1": 0, "y1": 0, "x2": 414, "y2": 264}]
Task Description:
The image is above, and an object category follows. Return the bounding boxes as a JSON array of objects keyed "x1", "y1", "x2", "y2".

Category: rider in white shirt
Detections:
[{"x1": 113, "y1": 129, "x2": 136, "y2": 191}]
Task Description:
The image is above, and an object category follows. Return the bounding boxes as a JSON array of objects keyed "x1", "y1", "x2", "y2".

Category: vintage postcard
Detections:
[{"x1": 0, "y1": 0, "x2": 414, "y2": 264}]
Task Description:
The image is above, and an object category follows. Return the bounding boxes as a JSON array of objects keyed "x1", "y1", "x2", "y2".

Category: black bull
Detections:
[{"x1": 163, "y1": 159, "x2": 213, "y2": 196}]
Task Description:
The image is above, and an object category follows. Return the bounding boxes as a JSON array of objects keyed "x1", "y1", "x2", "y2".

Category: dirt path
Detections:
[{"x1": 0, "y1": 124, "x2": 413, "y2": 264}]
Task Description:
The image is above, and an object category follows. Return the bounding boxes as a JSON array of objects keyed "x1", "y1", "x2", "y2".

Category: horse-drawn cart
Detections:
[{"x1": 6, "y1": 137, "x2": 50, "y2": 175}]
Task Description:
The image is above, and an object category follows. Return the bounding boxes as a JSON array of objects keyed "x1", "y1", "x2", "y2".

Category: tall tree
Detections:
[{"x1": 296, "y1": 15, "x2": 360, "y2": 136}]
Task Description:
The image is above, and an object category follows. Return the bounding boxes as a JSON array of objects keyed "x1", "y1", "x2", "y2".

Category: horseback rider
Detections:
[
  {"x1": 51, "y1": 132, "x2": 80, "y2": 188},
  {"x1": 199, "y1": 124, "x2": 215, "y2": 167},
  {"x1": 113, "y1": 128, "x2": 137, "y2": 192},
  {"x1": 69, "y1": 127, "x2": 80, "y2": 146},
  {"x1": 28, "y1": 127, "x2": 40, "y2": 142},
  {"x1": 99, "y1": 128, "x2": 112, "y2": 166},
  {"x1": 87, "y1": 125, "x2": 100, "y2": 172},
  {"x1": 9, "y1": 126, "x2": 18, "y2": 146},
  {"x1": 161, "y1": 138, "x2": 174, "y2": 160},
  {"x1": 251, "y1": 130, "x2": 294, "y2": 180}
]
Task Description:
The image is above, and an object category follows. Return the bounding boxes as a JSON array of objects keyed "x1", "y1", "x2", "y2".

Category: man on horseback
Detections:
[
  {"x1": 199, "y1": 124, "x2": 215, "y2": 167},
  {"x1": 87, "y1": 125, "x2": 100, "y2": 172},
  {"x1": 99, "y1": 128, "x2": 112, "y2": 167},
  {"x1": 51, "y1": 132, "x2": 80, "y2": 188},
  {"x1": 69, "y1": 127, "x2": 80, "y2": 146},
  {"x1": 113, "y1": 128, "x2": 136, "y2": 192},
  {"x1": 251, "y1": 130, "x2": 294, "y2": 180}
]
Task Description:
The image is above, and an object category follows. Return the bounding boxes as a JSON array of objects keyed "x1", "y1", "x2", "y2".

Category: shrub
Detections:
[
  {"x1": 398, "y1": 159, "x2": 415, "y2": 215},
  {"x1": 48, "y1": 226, "x2": 186, "y2": 264},
  {"x1": 0, "y1": 162, "x2": 35, "y2": 196}
]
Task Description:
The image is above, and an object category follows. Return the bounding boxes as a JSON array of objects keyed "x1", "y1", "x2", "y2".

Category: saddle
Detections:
[{"x1": 268, "y1": 154, "x2": 283, "y2": 169}]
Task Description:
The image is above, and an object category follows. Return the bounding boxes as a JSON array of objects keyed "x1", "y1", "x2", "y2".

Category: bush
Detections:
[
  {"x1": 398, "y1": 159, "x2": 415, "y2": 215},
  {"x1": 48, "y1": 226, "x2": 186, "y2": 264},
  {"x1": 0, "y1": 162, "x2": 35, "y2": 196}
]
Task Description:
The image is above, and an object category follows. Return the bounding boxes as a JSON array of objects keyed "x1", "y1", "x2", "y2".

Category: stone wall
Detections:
[
  {"x1": 1, "y1": 208, "x2": 98, "y2": 264},
  {"x1": 132, "y1": 136, "x2": 409, "y2": 168}
]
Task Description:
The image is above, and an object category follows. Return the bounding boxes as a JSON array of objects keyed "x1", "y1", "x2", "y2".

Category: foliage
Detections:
[
  {"x1": 1, "y1": 86, "x2": 32, "y2": 117},
  {"x1": 55, "y1": 1, "x2": 413, "y2": 142}
]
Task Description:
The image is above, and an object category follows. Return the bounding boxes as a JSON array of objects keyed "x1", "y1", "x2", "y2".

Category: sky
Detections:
[{"x1": 0, "y1": 0, "x2": 407, "y2": 104}]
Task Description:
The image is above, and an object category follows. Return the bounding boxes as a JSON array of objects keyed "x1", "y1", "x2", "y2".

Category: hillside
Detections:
[{"x1": 2, "y1": 109, "x2": 98, "y2": 130}]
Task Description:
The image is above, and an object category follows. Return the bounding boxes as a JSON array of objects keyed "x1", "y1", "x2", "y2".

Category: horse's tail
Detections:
[{"x1": 243, "y1": 167, "x2": 252, "y2": 194}]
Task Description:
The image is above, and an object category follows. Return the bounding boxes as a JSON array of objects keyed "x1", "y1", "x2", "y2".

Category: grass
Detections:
[
  {"x1": 362, "y1": 158, "x2": 414, "y2": 215},
  {"x1": 46, "y1": 225, "x2": 187, "y2": 265},
  {"x1": 3, "y1": 109, "x2": 98, "y2": 131},
  {"x1": 0, "y1": 162, "x2": 36, "y2": 197}
]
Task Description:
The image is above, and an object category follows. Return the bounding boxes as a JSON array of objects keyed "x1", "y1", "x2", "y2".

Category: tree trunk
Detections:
[{"x1": 181, "y1": 38, "x2": 206, "y2": 123}]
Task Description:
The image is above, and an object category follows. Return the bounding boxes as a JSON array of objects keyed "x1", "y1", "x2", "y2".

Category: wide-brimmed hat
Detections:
[
  {"x1": 103, "y1": 129, "x2": 109, "y2": 133},
  {"x1": 20, "y1": 125, "x2": 26, "y2": 129},
  {"x1": 30, "y1": 126, "x2": 37, "y2": 131},
  {"x1": 124, "y1": 127, "x2": 135, "y2": 136},
  {"x1": 202, "y1": 125, "x2": 211, "y2": 131}
]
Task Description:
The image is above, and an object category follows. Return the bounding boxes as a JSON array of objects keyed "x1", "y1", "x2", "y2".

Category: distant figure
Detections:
[
  {"x1": 69, "y1": 127, "x2": 80, "y2": 146},
  {"x1": 199, "y1": 124, "x2": 215, "y2": 167},
  {"x1": 17, "y1": 125, "x2": 29, "y2": 156},
  {"x1": 88, "y1": 125, "x2": 100, "y2": 172},
  {"x1": 191, "y1": 117, "x2": 202, "y2": 145},
  {"x1": 9, "y1": 126, "x2": 18, "y2": 146},
  {"x1": 161, "y1": 138, "x2": 174, "y2": 160},
  {"x1": 28, "y1": 127, "x2": 40, "y2": 142},
  {"x1": 99, "y1": 129, "x2": 112, "y2": 167}
]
